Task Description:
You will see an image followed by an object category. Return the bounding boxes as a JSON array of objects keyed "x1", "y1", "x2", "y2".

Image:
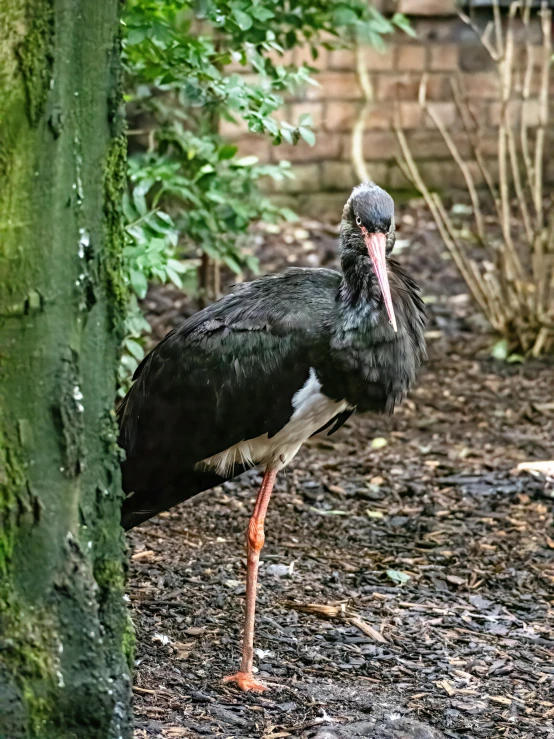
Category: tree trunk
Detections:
[{"x1": 0, "y1": 2, "x2": 132, "y2": 737}]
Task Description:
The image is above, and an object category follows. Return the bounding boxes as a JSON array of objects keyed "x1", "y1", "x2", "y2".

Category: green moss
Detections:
[
  {"x1": 15, "y1": 0, "x2": 55, "y2": 127},
  {"x1": 0, "y1": 596, "x2": 60, "y2": 737},
  {"x1": 53, "y1": 352, "x2": 85, "y2": 477},
  {"x1": 0, "y1": 426, "x2": 27, "y2": 575},
  {"x1": 102, "y1": 135, "x2": 128, "y2": 333},
  {"x1": 94, "y1": 558, "x2": 125, "y2": 592},
  {"x1": 121, "y1": 614, "x2": 136, "y2": 671}
]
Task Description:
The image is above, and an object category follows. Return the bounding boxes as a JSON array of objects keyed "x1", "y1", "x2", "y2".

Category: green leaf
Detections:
[
  {"x1": 218, "y1": 144, "x2": 238, "y2": 160},
  {"x1": 371, "y1": 437, "x2": 388, "y2": 450},
  {"x1": 392, "y1": 13, "x2": 416, "y2": 38},
  {"x1": 232, "y1": 9, "x2": 253, "y2": 31},
  {"x1": 235, "y1": 155, "x2": 259, "y2": 167},
  {"x1": 332, "y1": 5, "x2": 359, "y2": 26},
  {"x1": 279, "y1": 207, "x2": 298, "y2": 222},
  {"x1": 386, "y1": 569, "x2": 411, "y2": 585},
  {"x1": 130, "y1": 268, "x2": 148, "y2": 299},
  {"x1": 366, "y1": 510, "x2": 384, "y2": 519},
  {"x1": 124, "y1": 338, "x2": 145, "y2": 362},
  {"x1": 309, "y1": 507, "x2": 349, "y2": 516},
  {"x1": 298, "y1": 126, "x2": 315, "y2": 146},
  {"x1": 491, "y1": 339, "x2": 509, "y2": 361},
  {"x1": 166, "y1": 266, "x2": 183, "y2": 288}
]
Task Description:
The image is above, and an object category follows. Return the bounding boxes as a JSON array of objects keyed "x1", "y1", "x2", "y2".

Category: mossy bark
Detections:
[{"x1": 0, "y1": 1, "x2": 132, "y2": 737}]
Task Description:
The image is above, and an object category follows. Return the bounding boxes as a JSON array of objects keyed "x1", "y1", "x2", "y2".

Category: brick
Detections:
[
  {"x1": 468, "y1": 158, "x2": 499, "y2": 186},
  {"x1": 328, "y1": 48, "x2": 356, "y2": 71},
  {"x1": 361, "y1": 131, "x2": 399, "y2": 161},
  {"x1": 294, "y1": 45, "x2": 328, "y2": 70},
  {"x1": 290, "y1": 102, "x2": 324, "y2": 130},
  {"x1": 397, "y1": 0, "x2": 457, "y2": 15},
  {"x1": 235, "y1": 135, "x2": 271, "y2": 161},
  {"x1": 266, "y1": 48, "x2": 295, "y2": 68},
  {"x1": 298, "y1": 192, "x2": 354, "y2": 221},
  {"x1": 362, "y1": 46, "x2": 395, "y2": 72},
  {"x1": 417, "y1": 160, "x2": 468, "y2": 188},
  {"x1": 412, "y1": 18, "x2": 457, "y2": 43},
  {"x1": 219, "y1": 116, "x2": 250, "y2": 137},
  {"x1": 459, "y1": 45, "x2": 494, "y2": 73},
  {"x1": 396, "y1": 101, "x2": 424, "y2": 129},
  {"x1": 365, "y1": 105, "x2": 395, "y2": 130},
  {"x1": 395, "y1": 44, "x2": 427, "y2": 71},
  {"x1": 272, "y1": 164, "x2": 321, "y2": 193},
  {"x1": 225, "y1": 57, "x2": 248, "y2": 74},
  {"x1": 321, "y1": 161, "x2": 357, "y2": 190},
  {"x1": 450, "y1": 100, "x2": 489, "y2": 131},
  {"x1": 389, "y1": 163, "x2": 413, "y2": 190},
  {"x1": 404, "y1": 130, "x2": 470, "y2": 159},
  {"x1": 377, "y1": 73, "x2": 447, "y2": 101},
  {"x1": 323, "y1": 102, "x2": 359, "y2": 132},
  {"x1": 429, "y1": 44, "x2": 459, "y2": 71},
  {"x1": 474, "y1": 134, "x2": 501, "y2": 157},
  {"x1": 304, "y1": 72, "x2": 361, "y2": 101},
  {"x1": 364, "y1": 162, "x2": 390, "y2": 189},
  {"x1": 323, "y1": 160, "x2": 388, "y2": 190},
  {"x1": 424, "y1": 101, "x2": 457, "y2": 128},
  {"x1": 271, "y1": 133, "x2": 342, "y2": 163},
  {"x1": 377, "y1": 73, "x2": 420, "y2": 101},
  {"x1": 488, "y1": 99, "x2": 541, "y2": 128},
  {"x1": 461, "y1": 72, "x2": 501, "y2": 99}
]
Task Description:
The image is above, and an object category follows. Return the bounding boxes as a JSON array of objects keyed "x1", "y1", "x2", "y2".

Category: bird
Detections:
[{"x1": 118, "y1": 182, "x2": 426, "y2": 693}]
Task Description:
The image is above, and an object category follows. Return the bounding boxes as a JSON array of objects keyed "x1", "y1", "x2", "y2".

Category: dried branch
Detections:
[
  {"x1": 396, "y1": 0, "x2": 554, "y2": 356},
  {"x1": 351, "y1": 41, "x2": 374, "y2": 183},
  {"x1": 534, "y1": 3, "x2": 552, "y2": 230},
  {"x1": 419, "y1": 77, "x2": 486, "y2": 242}
]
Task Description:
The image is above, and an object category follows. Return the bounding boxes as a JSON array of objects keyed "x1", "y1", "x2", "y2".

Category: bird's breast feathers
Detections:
[{"x1": 196, "y1": 368, "x2": 350, "y2": 476}]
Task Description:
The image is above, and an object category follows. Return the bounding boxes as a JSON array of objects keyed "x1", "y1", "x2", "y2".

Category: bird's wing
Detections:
[{"x1": 119, "y1": 268, "x2": 342, "y2": 500}]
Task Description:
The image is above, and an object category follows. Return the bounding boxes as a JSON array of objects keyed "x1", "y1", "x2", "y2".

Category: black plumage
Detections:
[
  {"x1": 119, "y1": 183, "x2": 426, "y2": 530},
  {"x1": 119, "y1": 182, "x2": 426, "y2": 691}
]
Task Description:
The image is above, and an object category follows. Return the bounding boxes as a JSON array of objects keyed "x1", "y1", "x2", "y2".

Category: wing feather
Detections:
[{"x1": 119, "y1": 269, "x2": 342, "y2": 512}]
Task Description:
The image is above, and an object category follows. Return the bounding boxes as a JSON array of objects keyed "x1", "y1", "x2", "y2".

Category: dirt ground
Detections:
[{"x1": 128, "y1": 204, "x2": 554, "y2": 739}]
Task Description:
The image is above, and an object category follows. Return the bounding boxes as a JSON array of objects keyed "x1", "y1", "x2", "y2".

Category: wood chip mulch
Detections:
[{"x1": 129, "y1": 205, "x2": 554, "y2": 739}]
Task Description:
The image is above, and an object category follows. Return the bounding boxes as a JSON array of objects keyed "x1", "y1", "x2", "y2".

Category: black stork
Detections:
[{"x1": 119, "y1": 182, "x2": 426, "y2": 692}]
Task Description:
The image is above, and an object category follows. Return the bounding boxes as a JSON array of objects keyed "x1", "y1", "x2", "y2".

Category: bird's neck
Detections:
[{"x1": 338, "y1": 228, "x2": 379, "y2": 309}]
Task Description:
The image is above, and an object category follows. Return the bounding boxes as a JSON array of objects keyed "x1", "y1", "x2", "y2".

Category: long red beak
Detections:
[{"x1": 363, "y1": 230, "x2": 397, "y2": 332}]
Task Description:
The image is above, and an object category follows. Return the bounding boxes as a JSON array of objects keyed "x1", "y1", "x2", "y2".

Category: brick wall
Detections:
[{"x1": 222, "y1": 3, "x2": 553, "y2": 214}]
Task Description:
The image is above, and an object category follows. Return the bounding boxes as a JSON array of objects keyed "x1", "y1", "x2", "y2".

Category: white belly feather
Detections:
[{"x1": 197, "y1": 368, "x2": 349, "y2": 476}]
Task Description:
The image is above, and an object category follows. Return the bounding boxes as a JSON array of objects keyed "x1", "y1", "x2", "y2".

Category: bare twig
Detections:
[
  {"x1": 283, "y1": 601, "x2": 388, "y2": 643},
  {"x1": 351, "y1": 40, "x2": 374, "y2": 183},
  {"x1": 419, "y1": 77, "x2": 486, "y2": 242},
  {"x1": 534, "y1": 3, "x2": 552, "y2": 231}
]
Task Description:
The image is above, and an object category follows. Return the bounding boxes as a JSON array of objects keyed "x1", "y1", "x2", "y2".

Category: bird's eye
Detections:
[{"x1": 355, "y1": 216, "x2": 362, "y2": 226}]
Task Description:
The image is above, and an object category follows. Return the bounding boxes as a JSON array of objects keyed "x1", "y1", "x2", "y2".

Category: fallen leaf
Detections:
[
  {"x1": 309, "y1": 507, "x2": 348, "y2": 516},
  {"x1": 489, "y1": 695, "x2": 512, "y2": 705},
  {"x1": 436, "y1": 679, "x2": 457, "y2": 696},
  {"x1": 366, "y1": 509, "x2": 384, "y2": 519},
  {"x1": 131, "y1": 550, "x2": 155, "y2": 561},
  {"x1": 348, "y1": 616, "x2": 387, "y2": 643},
  {"x1": 446, "y1": 575, "x2": 466, "y2": 585},
  {"x1": 152, "y1": 633, "x2": 172, "y2": 646},
  {"x1": 386, "y1": 569, "x2": 411, "y2": 585}
]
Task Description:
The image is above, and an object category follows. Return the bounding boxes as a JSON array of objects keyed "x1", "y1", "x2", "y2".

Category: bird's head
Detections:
[{"x1": 340, "y1": 182, "x2": 397, "y2": 331}]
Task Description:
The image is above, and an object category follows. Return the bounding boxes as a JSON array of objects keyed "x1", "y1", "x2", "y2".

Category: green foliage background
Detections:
[{"x1": 119, "y1": 0, "x2": 412, "y2": 389}]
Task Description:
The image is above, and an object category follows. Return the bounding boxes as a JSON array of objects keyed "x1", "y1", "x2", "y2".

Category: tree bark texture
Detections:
[{"x1": 0, "y1": 1, "x2": 132, "y2": 737}]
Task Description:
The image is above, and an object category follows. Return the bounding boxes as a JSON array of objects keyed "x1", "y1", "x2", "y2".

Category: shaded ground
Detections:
[{"x1": 129, "y1": 205, "x2": 554, "y2": 739}]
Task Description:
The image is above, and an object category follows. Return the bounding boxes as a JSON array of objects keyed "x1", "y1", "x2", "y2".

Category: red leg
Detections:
[{"x1": 223, "y1": 466, "x2": 277, "y2": 692}]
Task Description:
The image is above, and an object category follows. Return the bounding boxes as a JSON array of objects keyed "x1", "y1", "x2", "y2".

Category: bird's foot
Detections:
[{"x1": 222, "y1": 671, "x2": 268, "y2": 692}]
